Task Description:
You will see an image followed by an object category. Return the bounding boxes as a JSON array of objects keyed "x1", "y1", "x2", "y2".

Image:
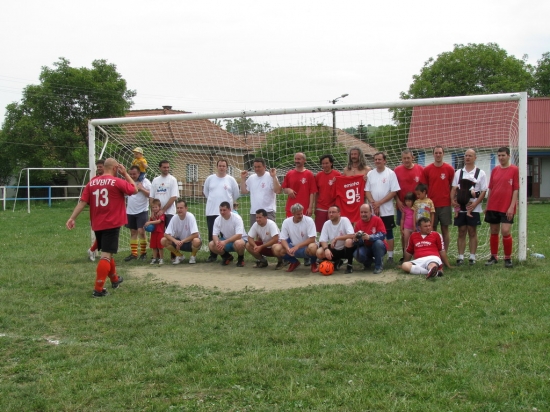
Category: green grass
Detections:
[{"x1": 1, "y1": 202, "x2": 549, "y2": 411}]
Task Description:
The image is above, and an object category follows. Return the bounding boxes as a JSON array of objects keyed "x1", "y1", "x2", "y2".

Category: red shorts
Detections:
[
  {"x1": 149, "y1": 232, "x2": 164, "y2": 249},
  {"x1": 253, "y1": 241, "x2": 275, "y2": 257},
  {"x1": 314, "y1": 209, "x2": 328, "y2": 233}
]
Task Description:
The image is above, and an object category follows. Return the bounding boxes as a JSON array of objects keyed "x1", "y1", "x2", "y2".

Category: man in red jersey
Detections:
[
  {"x1": 67, "y1": 158, "x2": 137, "y2": 297},
  {"x1": 353, "y1": 203, "x2": 388, "y2": 274},
  {"x1": 281, "y1": 152, "x2": 318, "y2": 218},
  {"x1": 423, "y1": 146, "x2": 455, "y2": 252},
  {"x1": 87, "y1": 159, "x2": 105, "y2": 261},
  {"x1": 484, "y1": 147, "x2": 519, "y2": 268},
  {"x1": 314, "y1": 154, "x2": 341, "y2": 232},
  {"x1": 401, "y1": 217, "x2": 452, "y2": 279}
]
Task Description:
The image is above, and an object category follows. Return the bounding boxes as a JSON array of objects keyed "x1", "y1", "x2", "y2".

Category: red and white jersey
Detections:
[
  {"x1": 354, "y1": 215, "x2": 388, "y2": 249},
  {"x1": 423, "y1": 163, "x2": 455, "y2": 208},
  {"x1": 315, "y1": 169, "x2": 341, "y2": 211},
  {"x1": 394, "y1": 164, "x2": 425, "y2": 203},
  {"x1": 332, "y1": 175, "x2": 365, "y2": 225},
  {"x1": 486, "y1": 165, "x2": 519, "y2": 214},
  {"x1": 406, "y1": 231, "x2": 444, "y2": 259},
  {"x1": 282, "y1": 169, "x2": 317, "y2": 216},
  {"x1": 81, "y1": 176, "x2": 136, "y2": 231}
]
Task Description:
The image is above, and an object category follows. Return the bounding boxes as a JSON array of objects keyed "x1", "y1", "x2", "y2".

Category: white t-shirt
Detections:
[
  {"x1": 203, "y1": 174, "x2": 240, "y2": 216},
  {"x1": 165, "y1": 212, "x2": 200, "y2": 239},
  {"x1": 150, "y1": 174, "x2": 179, "y2": 215},
  {"x1": 126, "y1": 178, "x2": 151, "y2": 215},
  {"x1": 213, "y1": 213, "x2": 248, "y2": 242},
  {"x1": 280, "y1": 215, "x2": 317, "y2": 245},
  {"x1": 452, "y1": 166, "x2": 488, "y2": 213},
  {"x1": 246, "y1": 172, "x2": 276, "y2": 213},
  {"x1": 248, "y1": 219, "x2": 280, "y2": 246},
  {"x1": 319, "y1": 217, "x2": 355, "y2": 250},
  {"x1": 365, "y1": 167, "x2": 400, "y2": 217}
]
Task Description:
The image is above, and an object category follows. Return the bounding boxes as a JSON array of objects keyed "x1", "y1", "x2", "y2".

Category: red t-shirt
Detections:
[
  {"x1": 423, "y1": 163, "x2": 455, "y2": 207},
  {"x1": 332, "y1": 175, "x2": 365, "y2": 225},
  {"x1": 81, "y1": 176, "x2": 136, "y2": 231},
  {"x1": 486, "y1": 165, "x2": 519, "y2": 214},
  {"x1": 315, "y1": 169, "x2": 341, "y2": 210},
  {"x1": 282, "y1": 169, "x2": 318, "y2": 216},
  {"x1": 394, "y1": 164, "x2": 425, "y2": 202},
  {"x1": 406, "y1": 231, "x2": 444, "y2": 259},
  {"x1": 354, "y1": 215, "x2": 388, "y2": 249}
]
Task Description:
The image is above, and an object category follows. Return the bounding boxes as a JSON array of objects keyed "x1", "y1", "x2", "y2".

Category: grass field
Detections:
[{"x1": 0, "y1": 202, "x2": 549, "y2": 411}]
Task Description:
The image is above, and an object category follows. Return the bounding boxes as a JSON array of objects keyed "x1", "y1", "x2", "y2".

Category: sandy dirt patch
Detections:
[{"x1": 130, "y1": 261, "x2": 405, "y2": 292}]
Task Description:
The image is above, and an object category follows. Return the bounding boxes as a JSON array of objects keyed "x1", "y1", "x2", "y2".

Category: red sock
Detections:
[
  {"x1": 90, "y1": 240, "x2": 98, "y2": 252},
  {"x1": 108, "y1": 258, "x2": 119, "y2": 283},
  {"x1": 503, "y1": 234, "x2": 513, "y2": 259},
  {"x1": 490, "y1": 233, "x2": 499, "y2": 257},
  {"x1": 95, "y1": 258, "x2": 110, "y2": 292}
]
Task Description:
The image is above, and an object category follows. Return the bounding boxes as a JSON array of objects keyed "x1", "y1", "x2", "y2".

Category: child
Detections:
[
  {"x1": 455, "y1": 178, "x2": 480, "y2": 218},
  {"x1": 232, "y1": 202, "x2": 240, "y2": 215},
  {"x1": 400, "y1": 192, "x2": 416, "y2": 252},
  {"x1": 413, "y1": 183, "x2": 435, "y2": 229},
  {"x1": 131, "y1": 147, "x2": 148, "y2": 182},
  {"x1": 144, "y1": 199, "x2": 165, "y2": 265}
]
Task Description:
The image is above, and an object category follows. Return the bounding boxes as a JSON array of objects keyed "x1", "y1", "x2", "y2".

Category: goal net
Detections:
[{"x1": 89, "y1": 93, "x2": 527, "y2": 261}]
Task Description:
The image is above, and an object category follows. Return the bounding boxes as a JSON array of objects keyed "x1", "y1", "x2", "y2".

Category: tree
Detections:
[
  {"x1": 534, "y1": 52, "x2": 550, "y2": 97},
  {"x1": 0, "y1": 58, "x2": 135, "y2": 184},
  {"x1": 224, "y1": 117, "x2": 272, "y2": 136}
]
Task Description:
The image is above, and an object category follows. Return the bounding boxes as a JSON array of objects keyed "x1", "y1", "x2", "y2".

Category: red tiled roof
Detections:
[{"x1": 528, "y1": 98, "x2": 550, "y2": 148}]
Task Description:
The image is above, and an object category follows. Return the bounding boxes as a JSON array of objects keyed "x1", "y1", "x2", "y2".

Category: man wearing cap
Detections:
[{"x1": 131, "y1": 147, "x2": 148, "y2": 182}]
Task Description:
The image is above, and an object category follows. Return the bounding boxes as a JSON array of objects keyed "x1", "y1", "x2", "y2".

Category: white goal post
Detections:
[{"x1": 88, "y1": 92, "x2": 527, "y2": 261}]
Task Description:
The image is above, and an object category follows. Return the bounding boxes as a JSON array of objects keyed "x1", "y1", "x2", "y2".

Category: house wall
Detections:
[{"x1": 541, "y1": 158, "x2": 550, "y2": 197}]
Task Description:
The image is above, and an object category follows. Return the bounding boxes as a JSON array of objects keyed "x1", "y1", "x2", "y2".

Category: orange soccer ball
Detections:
[{"x1": 318, "y1": 260, "x2": 335, "y2": 276}]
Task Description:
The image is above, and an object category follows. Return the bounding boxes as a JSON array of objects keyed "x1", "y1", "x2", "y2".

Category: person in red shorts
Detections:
[
  {"x1": 484, "y1": 147, "x2": 519, "y2": 268},
  {"x1": 66, "y1": 158, "x2": 137, "y2": 297},
  {"x1": 281, "y1": 152, "x2": 317, "y2": 218},
  {"x1": 313, "y1": 154, "x2": 341, "y2": 232},
  {"x1": 144, "y1": 199, "x2": 166, "y2": 265}
]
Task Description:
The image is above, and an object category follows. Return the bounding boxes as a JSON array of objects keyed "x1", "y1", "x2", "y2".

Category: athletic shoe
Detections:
[
  {"x1": 485, "y1": 256, "x2": 498, "y2": 266},
  {"x1": 373, "y1": 267, "x2": 383, "y2": 274},
  {"x1": 275, "y1": 260, "x2": 287, "y2": 270},
  {"x1": 255, "y1": 260, "x2": 269, "y2": 268},
  {"x1": 189, "y1": 256, "x2": 196, "y2": 264},
  {"x1": 221, "y1": 254, "x2": 234, "y2": 266},
  {"x1": 139, "y1": 253, "x2": 147, "y2": 261},
  {"x1": 236, "y1": 259, "x2": 245, "y2": 267},
  {"x1": 124, "y1": 254, "x2": 137, "y2": 262},
  {"x1": 345, "y1": 265, "x2": 353, "y2": 274},
  {"x1": 437, "y1": 270, "x2": 444, "y2": 277},
  {"x1": 310, "y1": 262, "x2": 319, "y2": 273},
  {"x1": 426, "y1": 266, "x2": 438, "y2": 279},
  {"x1": 456, "y1": 259, "x2": 464, "y2": 266},
  {"x1": 304, "y1": 257, "x2": 311, "y2": 266},
  {"x1": 92, "y1": 288, "x2": 108, "y2": 298},
  {"x1": 504, "y1": 259, "x2": 513, "y2": 268},
  {"x1": 88, "y1": 249, "x2": 95, "y2": 262},
  {"x1": 158, "y1": 259, "x2": 164, "y2": 266},
  {"x1": 398, "y1": 257, "x2": 404, "y2": 264},
  {"x1": 469, "y1": 259, "x2": 476, "y2": 265},
  {"x1": 335, "y1": 259, "x2": 344, "y2": 271},
  {"x1": 150, "y1": 258, "x2": 158, "y2": 265},
  {"x1": 111, "y1": 276, "x2": 124, "y2": 289},
  {"x1": 286, "y1": 261, "x2": 301, "y2": 272},
  {"x1": 173, "y1": 256, "x2": 183, "y2": 265},
  {"x1": 206, "y1": 255, "x2": 218, "y2": 263},
  {"x1": 387, "y1": 257, "x2": 394, "y2": 265}
]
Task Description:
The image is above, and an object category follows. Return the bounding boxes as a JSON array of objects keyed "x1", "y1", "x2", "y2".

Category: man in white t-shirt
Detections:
[
  {"x1": 240, "y1": 157, "x2": 281, "y2": 228},
  {"x1": 209, "y1": 201, "x2": 247, "y2": 267},
  {"x1": 245, "y1": 208, "x2": 280, "y2": 268},
  {"x1": 316, "y1": 205, "x2": 356, "y2": 273},
  {"x1": 272, "y1": 203, "x2": 318, "y2": 273},
  {"x1": 124, "y1": 166, "x2": 151, "y2": 261},
  {"x1": 161, "y1": 199, "x2": 202, "y2": 264},
  {"x1": 204, "y1": 159, "x2": 240, "y2": 262},
  {"x1": 365, "y1": 152, "x2": 400, "y2": 264}
]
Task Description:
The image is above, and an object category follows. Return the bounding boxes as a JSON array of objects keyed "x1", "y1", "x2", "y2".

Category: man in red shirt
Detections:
[
  {"x1": 401, "y1": 217, "x2": 452, "y2": 278},
  {"x1": 66, "y1": 158, "x2": 137, "y2": 297},
  {"x1": 281, "y1": 152, "x2": 318, "y2": 218},
  {"x1": 423, "y1": 146, "x2": 455, "y2": 251},
  {"x1": 353, "y1": 203, "x2": 388, "y2": 274},
  {"x1": 314, "y1": 154, "x2": 341, "y2": 232},
  {"x1": 484, "y1": 147, "x2": 519, "y2": 268}
]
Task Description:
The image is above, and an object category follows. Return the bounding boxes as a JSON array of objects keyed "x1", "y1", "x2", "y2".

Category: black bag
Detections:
[{"x1": 456, "y1": 168, "x2": 480, "y2": 206}]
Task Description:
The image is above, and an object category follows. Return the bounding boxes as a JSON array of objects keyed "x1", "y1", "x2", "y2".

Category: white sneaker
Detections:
[
  {"x1": 88, "y1": 249, "x2": 95, "y2": 262},
  {"x1": 189, "y1": 256, "x2": 196, "y2": 264},
  {"x1": 173, "y1": 256, "x2": 183, "y2": 265},
  {"x1": 150, "y1": 258, "x2": 158, "y2": 265},
  {"x1": 158, "y1": 259, "x2": 164, "y2": 265}
]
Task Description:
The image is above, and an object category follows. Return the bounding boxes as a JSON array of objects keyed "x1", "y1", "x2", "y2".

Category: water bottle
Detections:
[{"x1": 531, "y1": 253, "x2": 545, "y2": 259}]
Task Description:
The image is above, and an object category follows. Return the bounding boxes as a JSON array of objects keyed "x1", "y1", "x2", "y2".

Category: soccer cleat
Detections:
[
  {"x1": 124, "y1": 254, "x2": 137, "y2": 262},
  {"x1": 504, "y1": 259, "x2": 513, "y2": 268},
  {"x1": 255, "y1": 260, "x2": 269, "y2": 268},
  {"x1": 92, "y1": 288, "x2": 108, "y2": 298},
  {"x1": 387, "y1": 257, "x2": 394, "y2": 265},
  {"x1": 150, "y1": 258, "x2": 158, "y2": 265},
  {"x1": 437, "y1": 270, "x2": 444, "y2": 277},
  {"x1": 335, "y1": 259, "x2": 344, "y2": 271},
  {"x1": 172, "y1": 256, "x2": 183, "y2": 265},
  {"x1": 158, "y1": 259, "x2": 164, "y2": 265},
  {"x1": 373, "y1": 267, "x2": 383, "y2": 274},
  {"x1": 189, "y1": 256, "x2": 196, "y2": 264},
  {"x1": 221, "y1": 254, "x2": 234, "y2": 266},
  {"x1": 456, "y1": 259, "x2": 464, "y2": 266},
  {"x1": 206, "y1": 255, "x2": 218, "y2": 263},
  {"x1": 469, "y1": 259, "x2": 476, "y2": 265},
  {"x1": 345, "y1": 265, "x2": 353, "y2": 274},
  {"x1": 304, "y1": 257, "x2": 311, "y2": 266},
  {"x1": 286, "y1": 262, "x2": 301, "y2": 272},
  {"x1": 88, "y1": 249, "x2": 96, "y2": 262},
  {"x1": 111, "y1": 276, "x2": 124, "y2": 289},
  {"x1": 275, "y1": 260, "x2": 287, "y2": 270},
  {"x1": 310, "y1": 262, "x2": 319, "y2": 273},
  {"x1": 426, "y1": 266, "x2": 438, "y2": 279},
  {"x1": 398, "y1": 257, "x2": 404, "y2": 264},
  {"x1": 485, "y1": 256, "x2": 498, "y2": 266},
  {"x1": 139, "y1": 253, "x2": 147, "y2": 261}
]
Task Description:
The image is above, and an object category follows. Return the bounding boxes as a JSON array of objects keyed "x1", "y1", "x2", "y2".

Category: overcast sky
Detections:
[{"x1": 1, "y1": 0, "x2": 549, "y2": 125}]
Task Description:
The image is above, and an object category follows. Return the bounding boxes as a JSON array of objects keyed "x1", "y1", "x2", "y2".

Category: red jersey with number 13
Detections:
[{"x1": 332, "y1": 175, "x2": 365, "y2": 225}]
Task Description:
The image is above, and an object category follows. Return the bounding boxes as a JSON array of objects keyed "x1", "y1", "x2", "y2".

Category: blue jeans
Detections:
[
  {"x1": 354, "y1": 239, "x2": 387, "y2": 269},
  {"x1": 284, "y1": 240, "x2": 314, "y2": 264}
]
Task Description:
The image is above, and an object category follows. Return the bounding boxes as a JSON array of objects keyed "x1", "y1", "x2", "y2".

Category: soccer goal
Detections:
[{"x1": 88, "y1": 92, "x2": 528, "y2": 261}]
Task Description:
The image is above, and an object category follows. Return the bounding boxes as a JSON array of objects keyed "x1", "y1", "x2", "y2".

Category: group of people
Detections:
[{"x1": 66, "y1": 145, "x2": 519, "y2": 297}]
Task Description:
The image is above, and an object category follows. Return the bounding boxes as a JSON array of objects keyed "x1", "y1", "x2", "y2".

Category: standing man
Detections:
[
  {"x1": 162, "y1": 199, "x2": 202, "y2": 264},
  {"x1": 209, "y1": 201, "x2": 247, "y2": 267},
  {"x1": 272, "y1": 203, "x2": 319, "y2": 272},
  {"x1": 240, "y1": 157, "x2": 281, "y2": 228},
  {"x1": 365, "y1": 152, "x2": 400, "y2": 265},
  {"x1": 316, "y1": 205, "x2": 356, "y2": 274},
  {"x1": 245, "y1": 209, "x2": 280, "y2": 268},
  {"x1": 66, "y1": 158, "x2": 137, "y2": 297},
  {"x1": 124, "y1": 166, "x2": 151, "y2": 261},
  {"x1": 423, "y1": 146, "x2": 455, "y2": 252},
  {"x1": 353, "y1": 203, "x2": 388, "y2": 274},
  {"x1": 313, "y1": 154, "x2": 341, "y2": 232},
  {"x1": 342, "y1": 146, "x2": 371, "y2": 177},
  {"x1": 87, "y1": 159, "x2": 105, "y2": 261},
  {"x1": 281, "y1": 152, "x2": 317, "y2": 218},
  {"x1": 484, "y1": 147, "x2": 519, "y2": 268},
  {"x1": 450, "y1": 149, "x2": 487, "y2": 265},
  {"x1": 204, "y1": 159, "x2": 240, "y2": 262},
  {"x1": 401, "y1": 217, "x2": 452, "y2": 278}
]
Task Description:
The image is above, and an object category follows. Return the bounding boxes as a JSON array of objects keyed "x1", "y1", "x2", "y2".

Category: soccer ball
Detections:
[
  {"x1": 145, "y1": 224, "x2": 155, "y2": 233},
  {"x1": 318, "y1": 260, "x2": 334, "y2": 276}
]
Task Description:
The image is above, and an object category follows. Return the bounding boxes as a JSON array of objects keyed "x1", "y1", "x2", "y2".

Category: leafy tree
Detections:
[
  {"x1": 0, "y1": 58, "x2": 135, "y2": 184},
  {"x1": 224, "y1": 117, "x2": 272, "y2": 136},
  {"x1": 534, "y1": 52, "x2": 550, "y2": 97},
  {"x1": 368, "y1": 124, "x2": 408, "y2": 168}
]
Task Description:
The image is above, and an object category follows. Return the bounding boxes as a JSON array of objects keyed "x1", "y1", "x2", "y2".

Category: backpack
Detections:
[{"x1": 456, "y1": 168, "x2": 480, "y2": 206}]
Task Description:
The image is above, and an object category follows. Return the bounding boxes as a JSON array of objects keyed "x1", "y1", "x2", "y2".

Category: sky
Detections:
[{"x1": 1, "y1": 0, "x2": 549, "y2": 125}]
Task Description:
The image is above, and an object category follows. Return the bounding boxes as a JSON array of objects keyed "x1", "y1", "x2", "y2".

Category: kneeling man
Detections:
[
  {"x1": 246, "y1": 209, "x2": 280, "y2": 268},
  {"x1": 209, "y1": 201, "x2": 247, "y2": 267},
  {"x1": 353, "y1": 203, "x2": 388, "y2": 274},
  {"x1": 316, "y1": 205, "x2": 356, "y2": 273},
  {"x1": 161, "y1": 199, "x2": 202, "y2": 264}
]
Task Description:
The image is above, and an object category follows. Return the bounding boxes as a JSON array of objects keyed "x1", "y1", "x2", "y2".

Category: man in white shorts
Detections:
[{"x1": 245, "y1": 209, "x2": 280, "y2": 268}]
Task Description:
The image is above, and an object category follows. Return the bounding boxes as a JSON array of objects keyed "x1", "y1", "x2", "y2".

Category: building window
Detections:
[
  {"x1": 453, "y1": 153, "x2": 464, "y2": 170},
  {"x1": 186, "y1": 164, "x2": 198, "y2": 182},
  {"x1": 227, "y1": 165, "x2": 234, "y2": 177}
]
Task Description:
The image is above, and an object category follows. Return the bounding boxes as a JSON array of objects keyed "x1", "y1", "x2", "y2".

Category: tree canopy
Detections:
[
  {"x1": 0, "y1": 58, "x2": 135, "y2": 184},
  {"x1": 534, "y1": 52, "x2": 550, "y2": 97}
]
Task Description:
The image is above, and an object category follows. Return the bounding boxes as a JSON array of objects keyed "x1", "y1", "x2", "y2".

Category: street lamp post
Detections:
[{"x1": 330, "y1": 93, "x2": 348, "y2": 144}]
